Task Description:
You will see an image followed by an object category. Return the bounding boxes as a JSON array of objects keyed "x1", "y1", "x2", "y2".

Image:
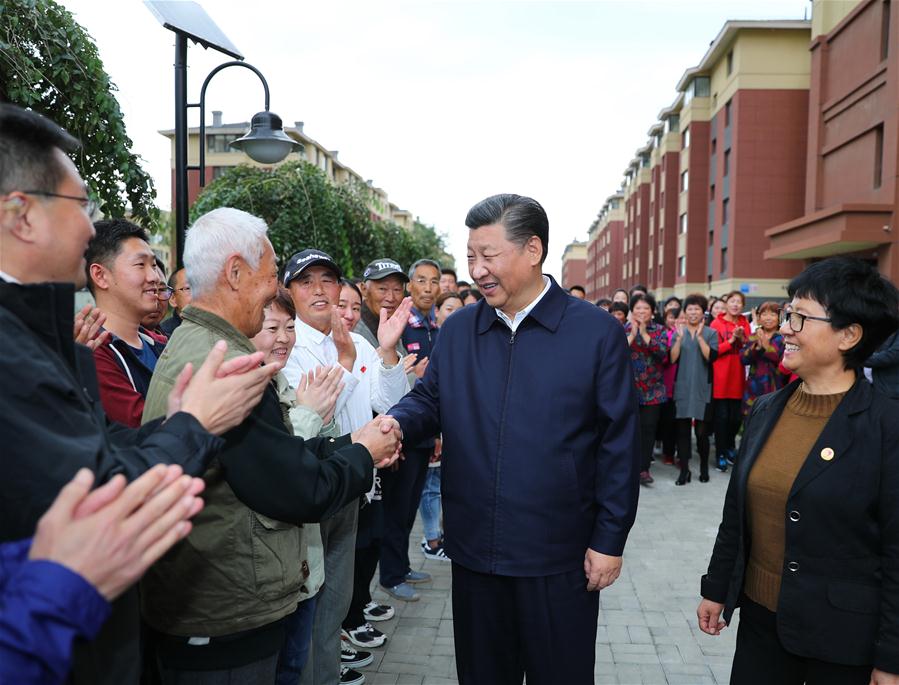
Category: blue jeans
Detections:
[
  {"x1": 418, "y1": 466, "x2": 442, "y2": 542},
  {"x1": 275, "y1": 594, "x2": 318, "y2": 685}
]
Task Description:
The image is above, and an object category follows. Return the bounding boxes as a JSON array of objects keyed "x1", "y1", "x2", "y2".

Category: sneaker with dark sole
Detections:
[
  {"x1": 381, "y1": 581, "x2": 420, "y2": 601},
  {"x1": 340, "y1": 666, "x2": 365, "y2": 685},
  {"x1": 405, "y1": 569, "x2": 431, "y2": 584},
  {"x1": 421, "y1": 540, "x2": 451, "y2": 562},
  {"x1": 342, "y1": 622, "x2": 386, "y2": 648},
  {"x1": 363, "y1": 601, "x2": 395, "y2": 622},
  {"x1": 341, "y1": 643, "x2": 373, "y2": 669}
]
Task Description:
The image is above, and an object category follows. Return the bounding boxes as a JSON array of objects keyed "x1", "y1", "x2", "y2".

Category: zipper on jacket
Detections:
[{"x1": 490, "y1": 329, "x2": 516, "y2": 573}]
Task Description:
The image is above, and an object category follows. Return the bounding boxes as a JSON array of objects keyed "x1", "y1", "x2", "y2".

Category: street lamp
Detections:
[{"x1": 145, "y1": 1, "x2": 301, "y2": 268}]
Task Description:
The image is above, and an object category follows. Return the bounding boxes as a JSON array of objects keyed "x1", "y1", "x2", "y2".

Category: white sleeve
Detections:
[
  {"x1": 334, "y1": 367, "x2": 360, "y2": 417},
  {"x1": 283, "y1": 347, "x2": 303, "y2": 388},
  {"x1": 360, "y1": 340, "x2": 410, "y2": 414}
]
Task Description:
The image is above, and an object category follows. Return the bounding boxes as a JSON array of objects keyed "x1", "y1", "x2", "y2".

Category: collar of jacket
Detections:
[
  {"x1": 0, "y1": 280, "x2": 77, "y2": 370},
  {"x1": 475, "y1": 274, "x2": 566, "y2": 335},
  {"x1": 180, "y1": 305, "x2": 257, "y2": 355},
  {"x1": 736, "y1": 374, "x2": 871, "y2": 497},
  {"x1": 408, "y1": 306, "x2": 437, "y2": 330}
]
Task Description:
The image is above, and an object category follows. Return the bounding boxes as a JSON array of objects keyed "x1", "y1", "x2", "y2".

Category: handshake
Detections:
[{"x1": 350, "y1": 415, "x2": 403, "y2": 468}]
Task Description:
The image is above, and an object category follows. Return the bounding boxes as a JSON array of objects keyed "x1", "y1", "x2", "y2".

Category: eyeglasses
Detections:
[
  {"x1": 24, "y1": 191, "x2": 100, "y2": 221},
  {"x1": 778, "y1": 307, "x2": 832, "y2": 333},
  {"x1": 174, "y1": 285, "x2": 191, "y2": 293},
  {"x1": 413, "y1": 277, "x2": 441, "y2": 286},
  {"x1": 156, "y1": 286, "x2": 174, "y2": 302}
]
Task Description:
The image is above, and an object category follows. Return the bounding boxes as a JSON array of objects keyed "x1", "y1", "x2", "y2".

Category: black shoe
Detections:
[
  {"x1": 699, "y1": 472, "x2": 710, "y2": 483},
  {"x1": 675, "y1": 470, "x2": 692, "y2": 486},
  {"x1": 340, "y1": 666, "x2": 365, "y2": 685}
]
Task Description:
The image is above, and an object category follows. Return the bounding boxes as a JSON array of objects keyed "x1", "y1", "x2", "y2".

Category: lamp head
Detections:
[{"x1": 230, "y1": 111, "x2": 303, "y2": 164}]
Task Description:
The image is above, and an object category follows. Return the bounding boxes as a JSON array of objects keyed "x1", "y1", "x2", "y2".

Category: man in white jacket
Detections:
[{"x1": 283, "y1": 250, "x2": 410, "y2": 685}]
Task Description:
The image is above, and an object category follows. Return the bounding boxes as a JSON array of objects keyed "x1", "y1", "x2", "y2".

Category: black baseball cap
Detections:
[
  {"x1": 283, "y1": 249, "x2": 342, "y2": 286},
  {"x1": 362, "y1": 258, "x2": 408, "y2": 282}
]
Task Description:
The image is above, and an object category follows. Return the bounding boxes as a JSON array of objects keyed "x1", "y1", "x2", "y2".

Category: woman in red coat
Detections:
[{"x1": 711, "y1": 290, "x2": 751, "y2": 471}]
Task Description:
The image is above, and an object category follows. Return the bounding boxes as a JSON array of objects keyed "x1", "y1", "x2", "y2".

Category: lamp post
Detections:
[{"x1": 146, "y1": 1, "x2": 301, "y2": 268}]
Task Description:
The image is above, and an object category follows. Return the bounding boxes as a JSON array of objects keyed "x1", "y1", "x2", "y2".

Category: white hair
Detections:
[{"x1": 184, "y1": 207, "x2": 269, "y2": 298}]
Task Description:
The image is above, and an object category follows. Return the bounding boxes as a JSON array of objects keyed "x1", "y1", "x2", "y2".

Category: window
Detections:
[
  {"x1": 710, "y1": 184, "x2": 716, "y2": 201},
  {"x1": 711, "y1": 138, "x2": 717, "y2": 154},
  {"x1": 725, "y1": 100, "x2": 732, "y2": 127},
  {"x1": 720, "y1": 247, "x2": 728, "y2": 274},
  {"x1": 724, "y1": 150, "x2": 731, "y2": 177},
  {"x1": 883, "y1": 1, "x2": 892, "y2": 61},
  {"x1": 678, "y1": 255, "x2": 686, "y2": 277},
  {"x1": 875, "y1": 125, "x2": 885, "y2": 188},
  {"x1": 206, "y1": 134, "x2": 234, "y2": 153},
  {"x1": 680, "y1": 170, "x2": 689, "y2": 192},
  {"x1": 660, "y1": 191, "x2": 665, "y2": 208},
  {"x1": 726, "y1": 50, "x2": 734, "y2": 76},
  {"x1": 667, "y1": 114, "x2": 680, "y2": 134},
  {"x1": 683, "y1": 126, "x2": 690, "y2": 149},
  {"x1": 679, "y1": 213, "x2": 688, "y2": 234},
  {"x1": 722, "y1": 198, "x2": 730, "y2": 225}
]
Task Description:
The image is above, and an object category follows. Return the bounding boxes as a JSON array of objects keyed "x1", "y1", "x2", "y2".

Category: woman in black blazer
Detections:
[{"x1": 697, "y1": 258, "x2": 899, "y2": 685}]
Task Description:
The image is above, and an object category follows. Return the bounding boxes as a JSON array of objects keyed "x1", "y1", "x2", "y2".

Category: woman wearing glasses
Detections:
[{"x1": 697, "y1": 257, "x2": 899, "y2": 685}]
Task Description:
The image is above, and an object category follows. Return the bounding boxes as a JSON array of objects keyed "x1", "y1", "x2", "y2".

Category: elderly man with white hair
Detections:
[{"x1": 142, "y1": 207, "x2": 402, "y2": 684}]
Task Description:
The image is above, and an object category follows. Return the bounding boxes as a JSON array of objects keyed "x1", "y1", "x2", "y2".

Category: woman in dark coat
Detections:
[{"x1": 696, "y1": 257, "x2": 899, "y2": 685}]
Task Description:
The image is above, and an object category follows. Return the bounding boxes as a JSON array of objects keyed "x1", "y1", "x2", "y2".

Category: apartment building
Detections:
[
  {"x1": 159, "y1": 112, "x2": 415, "y2": 225},
  {"x1": 586, "y1": 19, "x2": 813, "y2": 305},
  {"x1": 586, "y1": 193, "x2": 625, "y2": 300},
  {"x1": 561, "y1": 241, "x2": 588, "y2": 290},
  {"x1": 766, "y1": 0, "x2": 899, "y2": 282}
]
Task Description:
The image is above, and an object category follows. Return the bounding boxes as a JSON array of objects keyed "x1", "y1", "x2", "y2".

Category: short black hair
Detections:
[
  {"x1": 339, "y1": 277, "x2": 363, "y2": 303},
  {"x1": 459, "y1": 288, "x2": 483, "y2": 303},
  {"x1": 441, "y1": 268, "x2": 457, "y2": 279},
  {"x1": 629, "y1": 284, "x2": 649, "y2": 298},
  {"x1": 629, "y1": 292, "x2": 657, "y2": 313},
  {"x1": 85, "y1": 218, "x2": 149, "y2": 295},
  {"x1": 612, "y1": 288, "x2": 629, "y2": 299},
  {"x1": 664, "y1": 296, "x2": 682, "y2": 308},
  {"x1": 0, "y1": 104, "x2": 80, "y2": 196},
  {"x1": 683, "y1": 293, "x2": 709, "y2": 312},
  {"x1": 569, "y1": 285, "x2": 586, "y2": 295},
  {"x1": 168, "y1": 267, "x2": 186, "y2": 289},
  {"x1": 596, "y1": 297, "x2": 612, "y2": 308},
  {"x1": 457, "y1": 280, "x2": 471, "y2": 290},
  {"x1": 788, "y1": 257, "x2": 899, "y2": 370},
  {"x1": 465, "y1": 194, "x2": 549, "y2": 265},
  {"x1": 610, "y1": 302, "x2": 629, "y2": 315}
]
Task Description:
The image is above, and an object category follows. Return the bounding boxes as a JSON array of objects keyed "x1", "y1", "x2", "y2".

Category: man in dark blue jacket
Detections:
[{"x1": 386, "y1": 194, "x2": 641, "y2": 684}]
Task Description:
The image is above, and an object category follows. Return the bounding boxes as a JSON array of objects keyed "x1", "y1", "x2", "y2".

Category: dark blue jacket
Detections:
[
  {"x1": 389, "y1": 277, "x2": 641, "y2": 576},
  {"x1": 0, "y1": 538, "x2": 110, "y2": 684}
]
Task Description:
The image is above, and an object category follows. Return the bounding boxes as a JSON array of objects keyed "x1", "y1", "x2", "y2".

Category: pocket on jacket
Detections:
[
  {"x1": 250, "y1": 512, "x2": 302, "y2": 601},
  {"x1": 826, "y1": 580, "x2": 881, "y2": 614}
]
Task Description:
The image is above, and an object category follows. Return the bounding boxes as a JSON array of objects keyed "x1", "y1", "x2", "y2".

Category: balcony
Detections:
[{"x1": 765, "y1": 203, "x2": 893, "y2": 259}]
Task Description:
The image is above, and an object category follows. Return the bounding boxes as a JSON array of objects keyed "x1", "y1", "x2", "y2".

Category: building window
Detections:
[
  {"x1": 660, "y1": 191, "x2": 665, "y2": 208},
  {"x1": 678, "y1": 255, "x2": 686, "y2": 277},
  {"x1": 711, "y1": 138, "x2": 717, "y2": 155},
  {"x1": 679, "y1": 213, "x2": 688, "y2": 234},
  {"x1": 720, "y1": 247, "x2": 728, "y2": 274},
  {"x1": 726, "y1": 50, "x2": 734, "y2": 76},
  {"x1": 725, "y1": 100, "x2": 732, "y2": 127},
  {"x1": 875, "y1": 125, "x2": 885, "y2": 188},
  {"x1": 710, "y1": 184, "x2": 716, "y2": 201},
  {"x1": 883, "y1": 1, "x2": 891, "y2": 61},
  {"x1": 722, "y1": 198, "x2": 729, "y2": 225},
  {"x1": 680, "y1": 170, "x2": 689, "y2": 192},
  {"x1": 724, "y1": 149, "x2": 731, "y2": 177},
  {"x1": 683, "y1": 126, "x2": 690, "y2": 149},
  {"x1": 206, "y1": 134, "x2": 234, "y2": 153}
]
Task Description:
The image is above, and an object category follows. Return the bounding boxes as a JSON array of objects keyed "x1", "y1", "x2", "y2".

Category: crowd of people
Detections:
[{"x1": 5, "y1": 100, "x2": 899, "y2": 685}]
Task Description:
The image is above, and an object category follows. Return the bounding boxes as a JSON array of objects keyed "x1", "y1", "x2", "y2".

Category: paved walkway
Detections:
[{"x1": 360, "y1": 458, "x2": 738, "y2": 685}]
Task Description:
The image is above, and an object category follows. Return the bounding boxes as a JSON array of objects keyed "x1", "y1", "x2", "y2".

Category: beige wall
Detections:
[{"x1": 812, "y1": 0, "x2": 862, "y2": 39}]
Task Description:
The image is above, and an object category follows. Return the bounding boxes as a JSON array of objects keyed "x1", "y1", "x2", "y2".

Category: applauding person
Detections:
[{"x1": 740, "y1": 302, "x2": 788, "y2": 417}]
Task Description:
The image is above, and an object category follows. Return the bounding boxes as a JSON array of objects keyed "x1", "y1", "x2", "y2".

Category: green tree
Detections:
[
  {"x1": 0, "y1": 0, "x2": 158, "y2": 226},
  {"x1": 190, "y1": 161, "x2": 448, "y2": 276}
]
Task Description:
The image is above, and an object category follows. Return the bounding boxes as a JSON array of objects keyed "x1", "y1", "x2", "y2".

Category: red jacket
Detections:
[
  {"x1": 92, "y1": 328, "x2": 167, "y2": 427},
  {"x1": 710, "y1": 313, "x2": 751, "y2": 399}
]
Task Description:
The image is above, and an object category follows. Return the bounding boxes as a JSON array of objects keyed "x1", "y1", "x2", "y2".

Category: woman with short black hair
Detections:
[{"x1": 698, "y1": 257, "x2": 899, "y2": 685}]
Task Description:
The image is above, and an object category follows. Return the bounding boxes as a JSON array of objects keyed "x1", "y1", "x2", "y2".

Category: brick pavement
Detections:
[{"x1": 358, "y1": 458, "x2": 737, "y2": 685}]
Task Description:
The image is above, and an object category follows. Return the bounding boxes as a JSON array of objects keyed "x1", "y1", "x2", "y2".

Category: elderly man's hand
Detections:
[
  {"x1": 584, "y1": 548, "x2": 622, "y2": 591},
  {"x1": 331, "y1": 307, "x2": 357, "y2": 372},
  {"x1": 377, "y1": 297, "x2": 414, "y2": 365},
  {"x1": 169, "y1": 340, "x2": 279, "y2": 435},
  {"x1": 351, "y1": 415, "x2": 402, "y2": 468}
]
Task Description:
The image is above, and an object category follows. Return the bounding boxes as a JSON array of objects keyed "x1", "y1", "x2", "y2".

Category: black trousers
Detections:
[
  {"x1": 638, "y1": 404, "x2": 662, "y2": 471},
  {"x1": 676, "y1": 403, "x2": 713, "y2": 474},
  {"x1": 731, "y1": 597, "x2": 871, "y2": 685},
  {"x1": 657, "y1": 400, "x2": 677, "y2": 458},
  {"x1": 379, "y1": 446, "x2": 430, "y2": 588},
  {"x1": 451, "y1": 563, "x2": 599, "y2": 685},
  {"x1": 714, "y1": 398, "x2": 742, "y2": 457},
  {"x1": 342, "y1": 543, "x2": 380, "y2": 631}
]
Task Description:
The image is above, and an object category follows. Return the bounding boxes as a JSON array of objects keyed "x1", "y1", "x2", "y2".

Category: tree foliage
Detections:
[
  {"x1": 0, "y1": 0, "x2": 158, "y2": 226},
  {"x1": 190, "y1": 161, "x2": 451, "y2": 276}
]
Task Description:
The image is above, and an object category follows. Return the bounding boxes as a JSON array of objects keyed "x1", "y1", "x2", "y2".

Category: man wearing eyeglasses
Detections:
[
  {"x1": 85, "y1": 218, "x2": 169, "y2": 428},
  {"x1": 161, "y1": 268, "x2": 192, "y2": 337}
]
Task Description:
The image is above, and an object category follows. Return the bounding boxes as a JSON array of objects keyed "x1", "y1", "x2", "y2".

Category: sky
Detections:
[{"x1": 60, "y1": 0, "x2": 810, "y2": 280}]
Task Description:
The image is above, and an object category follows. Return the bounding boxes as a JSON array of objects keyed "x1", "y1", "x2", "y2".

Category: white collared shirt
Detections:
[
  {"x1": 0, "y1": 270, "x2": 21, "y2": 284},
  {"x1": 495, "y1": 275, "x2": 552, "y2": 333},
  {"x1": 283, "y1": 318, "x2": 409, "y2": 434}
]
